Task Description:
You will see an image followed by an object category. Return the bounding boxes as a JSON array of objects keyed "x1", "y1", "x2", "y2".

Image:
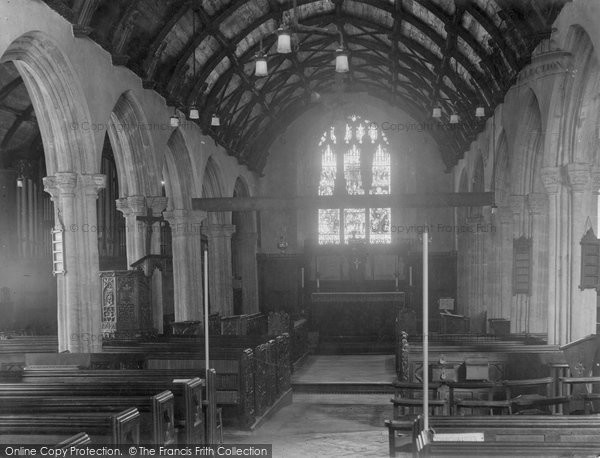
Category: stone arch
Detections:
[
  {"x1": 493, "y1": 131, "x2": 509, "y2": 205},
  {"x1": 164, "y1": 128, "x2": 197, "y2": 211},
  {"x1": 512, "y1": 89, "x2": 543, "y2": 195},
  {"x1": 202, "y1": 156, "x2": 227, "y2": 224},
  {"x1": 107, "y1": 91, "x2": 160, "y2": 197},
  {"x1": 1, "y1": 31, "x2": 97, "y2": 174},
  {"x1": 1, "y1": 32, "x2": 104, "y2": 352},
  {"x1": 563, "y1": 25, "x2": 600, "y2": 165},
  {"x1": 231, "y1": 176, "x2": 259, "y2": 314}
]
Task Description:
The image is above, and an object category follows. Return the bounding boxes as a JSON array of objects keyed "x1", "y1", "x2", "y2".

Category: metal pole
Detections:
[
  {"x1": 204, "y1": 250, "x2": 209, "y2": 372},
  {"x1": 423, "y1": 228, "x2": 429, "y2": 431}
]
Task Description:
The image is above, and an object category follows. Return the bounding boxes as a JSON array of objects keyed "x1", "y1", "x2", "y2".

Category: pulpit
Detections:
[{"x1": 99, "y1": 270, "x2": 153, "y2": 338}]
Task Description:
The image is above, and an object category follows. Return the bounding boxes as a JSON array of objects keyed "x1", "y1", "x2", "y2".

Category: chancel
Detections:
[{"x1": 2, "y1": 0, "x2": 600, "y2": 456}]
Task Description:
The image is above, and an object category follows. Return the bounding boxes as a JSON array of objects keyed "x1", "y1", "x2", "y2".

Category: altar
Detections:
[{"x1": 310, "y1": 291, "x2": 405, "y2": 338}]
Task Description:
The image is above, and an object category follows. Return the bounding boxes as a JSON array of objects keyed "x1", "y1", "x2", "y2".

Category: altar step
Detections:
[
  {"x1": 292, "y1": 382, "x2": 395, "y2": 395},
  {"x1": 315, "y1": 336, "x2": 394, "y2": 355}
]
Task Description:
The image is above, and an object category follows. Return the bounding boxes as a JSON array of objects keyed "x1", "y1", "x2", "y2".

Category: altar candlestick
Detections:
[
  {"x1": 395, "y1": 275, "x2": 399, "y2": 290},
  {"x1": 300, "y1": 267, "x2": 304, "y2": 288},
  {"x1": 316, "y1": 275, "x2": 320, "y2": 290},
  {"x1": 409, "y1": 266, "x2": 413, "y2": 286}
]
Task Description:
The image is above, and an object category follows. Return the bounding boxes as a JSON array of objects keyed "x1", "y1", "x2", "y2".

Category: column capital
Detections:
[
  {"x1": 541, "y1": 167, "x2": 563, "y2": 194},
  {"x1": 202, "y1": 223, "x2": 236, "y2": 238},
  {"x1": 566, "y1": 162, "x2": 592, "y2": 193},
  {"x1": 528, "y1": 192, "x2": 548, "y2": 215},
  {"x1": 146, "y1": 196, "x2": 168, "y2": 216},
  {"x1": 509, "y1": 194, "x2": 527, "y2": 215},
  {"x1": 79, "y1": 173, "x2": 106, "y2": 197},
  {"x1": 43, "y1": 172, "x2": 78, "y2": 199},
  {"x1": 115, "y1": 195, "x2": 146, "y2": 217},
  {"x1": 164, "y1": 209, "x2": 206, "y2": 238}
]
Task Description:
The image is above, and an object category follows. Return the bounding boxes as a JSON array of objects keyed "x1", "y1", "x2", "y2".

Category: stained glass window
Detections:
[{"x1": 317, "y1": 115, "x2": 391, "y2": 245}]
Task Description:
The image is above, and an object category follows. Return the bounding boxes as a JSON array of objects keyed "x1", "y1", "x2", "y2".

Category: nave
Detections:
[{"x1": 2, "y1": 0, "x2": 600, "y2": 456}]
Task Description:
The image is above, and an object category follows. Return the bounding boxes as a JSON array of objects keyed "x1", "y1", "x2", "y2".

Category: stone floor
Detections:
[
  {"x1": 224, "y1": 393, "x2": 394, "y2": 457},
  {"x1": 224, "y1": 355, "x2": 400, "y2": 458}
]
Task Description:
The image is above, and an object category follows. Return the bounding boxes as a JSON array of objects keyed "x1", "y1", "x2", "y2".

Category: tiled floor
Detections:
[{"x1": 224, "y1": 355, "x2": 399, "y2": 458}]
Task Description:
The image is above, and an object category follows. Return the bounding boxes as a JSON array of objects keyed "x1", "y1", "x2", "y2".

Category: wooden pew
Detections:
[
  {"x1": 0, "y1": 390, "x2": 174, "y2": 445},
  {"x1": 144, "y1": 349, "x2": 256, "y2": 429},
  {"x1": 1, "y1": 371, "x2": 205, "y2": 444},
  {"x1": 391, "y1": 381, "x2": 449, "y2": 417},
  {"x1": 560, "y1": 376, "x2": 600, "y2": 414},
  {"x1": 104, "y1": 335, "x2": 292, "y2": 427},
  {"x1": 386, "y1": 414, "x2": 600, "y2": 457},
  {"x1": 56, "y1": 432, "x2": 92, "y2": 447},
  {"x1": 0, "y1": 336, "x2": 58, "y2": 370},
  {"x1": 0, "y1": 407, "x2": 140, "y2": 445},
  {"x1": 396, "y1": 336, "x2": 565, "y2": 383}
]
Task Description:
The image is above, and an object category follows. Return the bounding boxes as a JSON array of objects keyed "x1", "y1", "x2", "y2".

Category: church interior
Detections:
[{"x1": 2, "y1": 0, "x2": 600, "y2": 456}]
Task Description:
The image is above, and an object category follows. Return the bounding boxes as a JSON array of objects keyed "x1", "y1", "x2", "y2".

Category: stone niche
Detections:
[{"x1": 100, "y1": 270, "x2": 153, "y2": 339}]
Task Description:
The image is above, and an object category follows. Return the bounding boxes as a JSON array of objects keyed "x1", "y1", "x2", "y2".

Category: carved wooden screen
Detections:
[{"x1": 513, "y1": 236, "x2": 532, "y2": 295}]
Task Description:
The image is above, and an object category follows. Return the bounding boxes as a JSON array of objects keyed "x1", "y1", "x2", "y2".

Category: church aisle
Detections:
[{"x1": 224, "y1": 393, "x2": 392, "y2": 458}]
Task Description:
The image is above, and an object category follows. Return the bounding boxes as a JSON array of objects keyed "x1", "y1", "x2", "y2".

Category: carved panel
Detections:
[
  {"x1": 100, "y1": 270, "x2": 153, "y2": 339},
  {"x1": 253, "y1": 344, "x2": 268, "y2": 417},
  {"x1": 239, "y1": 349, "x2": 255, "y2": 428}
]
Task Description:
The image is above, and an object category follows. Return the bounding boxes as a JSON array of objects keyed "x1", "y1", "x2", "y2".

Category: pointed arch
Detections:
[
  {"x1": 202, "y1": 156, "x2": 227, "y2": 224},
  {"x1": 493, "y1": 131, "x2": 509, "y2": 205},
  {"x1": 1, "y1": 31, "x2": 97, "y2": 174},
  {"x1": 164, "y1": 128, "x2": 197, "y2": 211},
  {"x1": 107, "y1": 91, "x2": 160, "y2": 197},
  {"x1": 512, "y1": 89, "x2": 543, "y2": 195}
]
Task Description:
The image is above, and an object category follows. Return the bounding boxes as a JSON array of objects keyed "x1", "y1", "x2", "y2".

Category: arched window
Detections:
[{"x1": 318, "y1": 115, "x2": 391, "y2": 245}]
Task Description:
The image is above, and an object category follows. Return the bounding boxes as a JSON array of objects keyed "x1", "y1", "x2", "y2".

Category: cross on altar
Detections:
[
  {"x1": 352, "y1": 257, "x2": 361, "y2": 270},
  {"x1": 136, "y1": 207, "x2": 164, "y2": 256}
]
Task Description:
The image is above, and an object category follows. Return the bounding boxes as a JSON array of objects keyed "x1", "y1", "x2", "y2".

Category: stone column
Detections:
[
  {"x1": 509, "y1": 195, "x2": 528, "y2": 333},
  {"x1": 541, "y1": 167, "x2": 565, "y2": 344},
  {"x1": 203, "y1": 224, "x2": 236, "y2": 316},
  {"x1": 115, "y1": 195, "x2": 146, "y2": 267},
  {"x1": 163, "y1": 209, "x2": 206, "y2": 322},
  {"x1": 146, "y1": 196, "x2": 168, "y2": 333},
  {"x1": 234, "y1": 231, "x2": 259, "y2": 314},
  {"x1": 0, "y1": 169, "x2": 17, "y2": 260},
  {"x1": 497, "y1": 206, "x2": 513, "y2": 321},
  {"x1": 566, "y1": 163, "x2": 596, "y2": 341},
  {"x1": 44, "y1": 172, "x2": 106, "y2": 352},
  {"x1": 528, "y1": 192, "x2": 549, "y2": 334},
  {"x1": 467, "y1": 214, "x2": 485, "y2": 332}
]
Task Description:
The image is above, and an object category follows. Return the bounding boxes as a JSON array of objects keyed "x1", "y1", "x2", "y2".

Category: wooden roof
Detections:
[{"x1": 32, "y1": 0, "x2": 569, "y2": 172}]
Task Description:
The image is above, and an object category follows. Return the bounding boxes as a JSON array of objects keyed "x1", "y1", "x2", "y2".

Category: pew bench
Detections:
[
  {"x1": 560, "y1": 376, "x2": 600, "y2": 414},
  {"x1": 0, "y1": 408, "x2": 140, "y2": 445},
  {"x1": 0, "y1": 391, "x2": 175, "y2": 445},
  {"x1": 0, "y1": 373, "x2": 205, "y2": 444},
  {"x1": 56, "y1": 433, "x2": 92, "y2": 448},
  {"x1": 386, "y1": 414, "x2": 600, "y2": 457}
]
